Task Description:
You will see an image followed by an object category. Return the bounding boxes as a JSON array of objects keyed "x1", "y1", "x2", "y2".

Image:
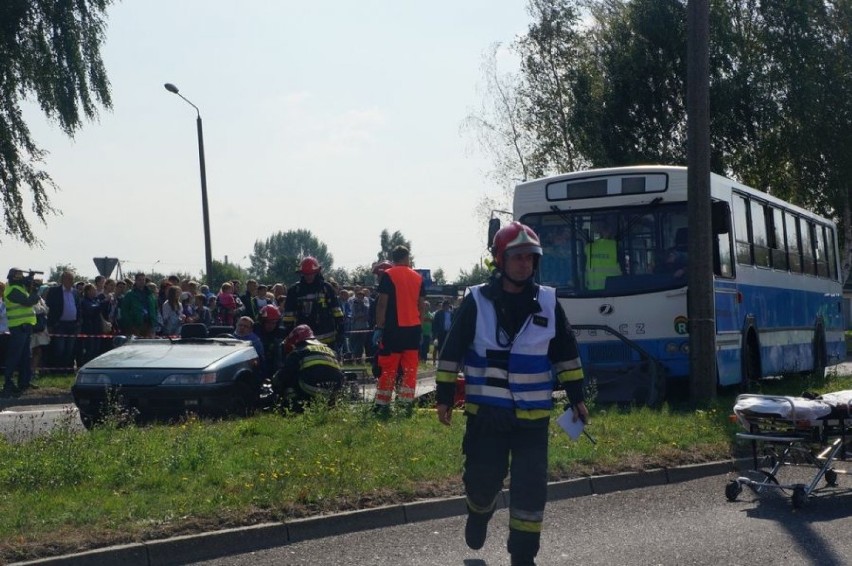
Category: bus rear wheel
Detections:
[
  {"x1": 811, "y1": 325, "x2": 826, "y2": 380},
  {"x1": 740, "y1": 336, "x2": 760, "y2": 392}
]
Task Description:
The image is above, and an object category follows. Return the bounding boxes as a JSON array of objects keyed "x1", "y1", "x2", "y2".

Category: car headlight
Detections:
[
  {"x1": 162, "y1": 372, "x2": 218, "y2": 385},
  {"x1": 76, "y1": 373, "x2": 111, "y2": 385}
]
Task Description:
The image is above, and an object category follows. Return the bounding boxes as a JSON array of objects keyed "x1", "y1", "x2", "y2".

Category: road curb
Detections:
[
  {"x1": 16, "y1": 459, "x2": 738, "y2": 566},
  {"x1": 0, "y1": 394, "x2": 73, "y2": 410}
]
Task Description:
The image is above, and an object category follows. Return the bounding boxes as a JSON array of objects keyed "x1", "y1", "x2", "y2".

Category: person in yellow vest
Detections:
[
  {"x1": 3, "y1": 268, "x2": 42, "y2": 396},
  {"x1": 584, "y1": 218, "x2": 621, "y2": 290}
]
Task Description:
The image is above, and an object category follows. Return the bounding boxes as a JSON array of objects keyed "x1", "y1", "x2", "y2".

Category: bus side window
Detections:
[
  {"x1": 800, "y1": 217, "x2": 816, "y2": 275},
  {"x1": 826, "y1": 226, "x2": 838, "y2": 280},
  {"x1": 785, "y1": 211, "x2": 802, "y2": 273},
  {"x1": 815, "y1": 224, "x2": 828, "y2": 278},
  {"x1": 768, "y1": 207, "x2": 787, "y2": 270},
  {"x1": 733, "y1": 195, "x2": 752, "y2": 265},
  {"x1": 750, "y1": 200, "x2": 770, "y2": 268}
]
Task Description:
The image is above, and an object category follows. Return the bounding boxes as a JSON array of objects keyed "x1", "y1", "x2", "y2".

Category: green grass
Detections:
[{"x1": 2, "y1": 369, "x2": 851, "y2": 562}]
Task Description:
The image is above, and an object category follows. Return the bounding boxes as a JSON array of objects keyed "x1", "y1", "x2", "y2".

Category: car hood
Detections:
[{"x1": 81, "y1": 339, "x2": 253, "y2": 371}]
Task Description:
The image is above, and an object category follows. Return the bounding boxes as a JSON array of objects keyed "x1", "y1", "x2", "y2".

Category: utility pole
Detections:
[{"x1": 687, "y1": 0, "x2": 717, "y2": 403}]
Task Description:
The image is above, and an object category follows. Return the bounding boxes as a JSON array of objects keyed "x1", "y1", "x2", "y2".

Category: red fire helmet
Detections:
[{"x1": 491, "y1": 221, "x2": 542, "y2": 269}]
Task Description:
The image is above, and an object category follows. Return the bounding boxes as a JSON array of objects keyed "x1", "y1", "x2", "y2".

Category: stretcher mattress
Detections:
[{"x1": 734, "y1": 390, "x2": 852, "y2": 421}]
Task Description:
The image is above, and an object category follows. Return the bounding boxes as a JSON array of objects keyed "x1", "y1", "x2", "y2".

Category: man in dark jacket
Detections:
[
  {"x1": 45, "y1": 271, "x2": 81, "y2": 375},
  {"x1": 282, "y1": 257, "x2": 343, "y2": 348}
]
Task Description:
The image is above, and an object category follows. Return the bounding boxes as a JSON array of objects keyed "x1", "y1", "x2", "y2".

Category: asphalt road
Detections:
[{"x1": 189, "y1": 471, "x2": 852, "y2": 566}]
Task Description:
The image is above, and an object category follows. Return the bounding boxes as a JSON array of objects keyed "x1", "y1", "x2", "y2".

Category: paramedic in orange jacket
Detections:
[{"x1": 371, "y1": 245, "x2": 426, "y2": 416}]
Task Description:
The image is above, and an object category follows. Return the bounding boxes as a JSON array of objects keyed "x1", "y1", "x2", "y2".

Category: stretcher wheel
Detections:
[
  {"x1": 824, "y1": 469, "x2": 838, "y2": 487},
  {"x1": 791, "y1": 485, "x2": 807, "y2": 509},
  {"x1": 725, "y1": 480, "x2": 742, "y2": 501}
]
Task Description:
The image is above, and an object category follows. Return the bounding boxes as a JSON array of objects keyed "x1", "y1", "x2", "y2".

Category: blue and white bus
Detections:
[{"x1": 510, "y1": 165, "x2": 845, "y2": 398}]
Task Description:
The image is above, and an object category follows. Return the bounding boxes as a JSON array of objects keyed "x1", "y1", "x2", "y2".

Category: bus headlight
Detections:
[
  {"x1": 680, "y1": 342, "x2": 690, "y2": 354},
  {"x1": 665, "y1": 342, "x2": 679, "y2": 354}
]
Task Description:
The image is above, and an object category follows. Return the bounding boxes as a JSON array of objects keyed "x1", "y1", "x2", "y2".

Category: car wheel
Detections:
[
  {"x1": 230, "y1": 381, "x2": 256, "y2": 417},
  {"x1": 79, "y1": 412, "x2": 100, "y2": 430}
]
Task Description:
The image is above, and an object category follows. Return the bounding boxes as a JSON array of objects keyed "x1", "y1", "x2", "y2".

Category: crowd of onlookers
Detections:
[{"x1": 0, "y1": 269, "x2": 458, "y2": 377}]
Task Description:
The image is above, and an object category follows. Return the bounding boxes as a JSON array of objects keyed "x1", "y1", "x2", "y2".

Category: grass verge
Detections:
[{"x1": 1, "y1": 369, "x2": 850, "y2": 562}]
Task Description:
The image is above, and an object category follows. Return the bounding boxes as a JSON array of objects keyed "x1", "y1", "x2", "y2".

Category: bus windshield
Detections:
[{"x1": 522, "y1": 203, "x2": 689, "y2": 297}]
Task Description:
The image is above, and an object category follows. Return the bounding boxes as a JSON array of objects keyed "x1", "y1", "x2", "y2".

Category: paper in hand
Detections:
[{"x1": 556, "y1": 410, "x2": 585, "y2": 441}]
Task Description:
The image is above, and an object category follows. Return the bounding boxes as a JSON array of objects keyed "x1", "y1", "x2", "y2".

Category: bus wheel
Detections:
[
  {"x1": 740, "y1": 336, "x2": 760, "y2": 392},
  {"x1": 811, "y1": 325, "x2": 826, "y2": 380}
]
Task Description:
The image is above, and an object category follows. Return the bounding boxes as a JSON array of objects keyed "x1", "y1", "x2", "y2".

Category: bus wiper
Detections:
[{"x1": 550, "y1": 204, "x2": 590, "y2": 244}]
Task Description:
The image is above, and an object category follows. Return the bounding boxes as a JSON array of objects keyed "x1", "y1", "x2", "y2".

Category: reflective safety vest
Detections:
[
  {"x1": 385, "y1": 266, "x2": 423, "y2": 327},
  {"x1": 4, "y1": 284, "x2": 36, "y2": 328},
  {"x1": 585, "y1": 238, "x2": 620, "y2": 290},
  {"x1": 463, "y1": 285, "x2": 557, "y2": 421}
]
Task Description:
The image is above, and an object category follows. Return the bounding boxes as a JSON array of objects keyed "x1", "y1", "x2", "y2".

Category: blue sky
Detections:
[{"x1": 5, "y1": 0, "x2": 529, "y2": 282}]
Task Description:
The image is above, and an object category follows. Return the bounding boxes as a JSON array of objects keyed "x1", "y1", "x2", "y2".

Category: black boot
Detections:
[
  {"x1": 1, "y1": 382, "x2": 20, "y2": 397},
  {"x1": 510, "y1": 555, "x2": 537, "y2": 566},
  {"x1": 464, "y1": 511, "x2": 490, "y2": 550}
]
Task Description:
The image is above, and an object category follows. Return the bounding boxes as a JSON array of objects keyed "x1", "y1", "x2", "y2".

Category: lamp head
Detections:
[{"x1": 164, "y1": 83, "x2": 179, "y2": 94}]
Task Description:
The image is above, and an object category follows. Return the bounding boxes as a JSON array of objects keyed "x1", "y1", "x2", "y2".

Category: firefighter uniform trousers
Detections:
[
  {"x1": 463, "y1": 408, "x2": 548, "y2": 559},
  {"x1": 376, "y1": 349, "x2": 418, "y2": 404}
]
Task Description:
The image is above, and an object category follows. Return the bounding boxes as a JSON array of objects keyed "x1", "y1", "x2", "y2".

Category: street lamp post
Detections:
[{"x1": 164, "y1": 82, "x2": 214, "y2": 287}]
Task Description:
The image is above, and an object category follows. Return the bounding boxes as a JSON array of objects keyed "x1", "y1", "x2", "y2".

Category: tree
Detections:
[
  {"x1": 48, "y1": 264, "x2": 77, "y2": 283},
  {"x1": 377, "y1": 230, "x2": 413, "y2": 264},
  {"x1": 516, "y1": 0, "x2": 588, "y2": 175},
  {"x1": 249, "y1": 229, "x2": 333, "y2": 284},
  {"x1": 432, "y1": 268, "x2": 447, "y2": 286},
  {"x1": 1, "y1": 1, "x2": 113, "y2": 244},
  {"x1": 462, "y1": 43, "x2": 535, "y2": 186},
  {"x1": 348, "y1": 265, "x2": 375, "y2": 287},
  {"x1": 470, "y1": 0, "x2": 852, "y2": 279},
  {"x1": 208, "y1": 260, "x2": 247, "y2": 291},
  {"x1": 455, "y1": 263, "x2": 491, "y2": 287},
  {"x1": 324, "y1": 267, "x2": 350, "y2": 287}
]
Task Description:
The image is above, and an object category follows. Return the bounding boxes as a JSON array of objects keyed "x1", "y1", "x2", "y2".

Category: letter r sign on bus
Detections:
[{"x1": 674, "y1": 315, "x2": 688, "y2": 335}]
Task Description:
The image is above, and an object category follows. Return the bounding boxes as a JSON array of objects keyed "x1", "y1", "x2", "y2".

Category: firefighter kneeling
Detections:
[{"x1": 272, "y1": 324, "x2": 344, "y2": 412}]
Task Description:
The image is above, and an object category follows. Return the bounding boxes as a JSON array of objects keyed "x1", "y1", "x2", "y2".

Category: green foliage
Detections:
[
  {"x1": 47, "y1": 264, "x2": 77, "y2": 283},
  {"x1": 348, "y1": 264, "x2": 375, "y2": 286},
  {"x1": 0, "y1": 0, "x2": 114, "y2": 244},
  {"x1": 324, "y1": 267, "x2": 350, "y2": 286},
  {"x1": 471, "y1": 0, "x2": 852, "y2": 263},
  {"x1": 249, "y1": 229, "x2": 334, "y2": 284},
  {"x1": 377, "y1": 229, "x2": 413, "y2": 264},
  {"x1": 432, "y1": 268, "x2": 447, "y2": 286},
  {"x1": 455, "y1": 262, "x2": 491, "y2": 286},
  {"x1": 208, "y1": 259, "x2": 248, "y2": 290}
]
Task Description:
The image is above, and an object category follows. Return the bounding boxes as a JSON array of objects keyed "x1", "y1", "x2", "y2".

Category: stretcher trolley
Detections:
[{"x1": 725, "y1": 391, "x2": 852, "y2": 508}]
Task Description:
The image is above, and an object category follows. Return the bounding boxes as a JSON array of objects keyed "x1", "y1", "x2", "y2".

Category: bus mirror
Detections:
[
  {"x1": 487, "y1": 218, "x2": 501, "y2": 249},
  {"x1": 712, "y1": 201, "x2": 731, "y2": 235}
]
